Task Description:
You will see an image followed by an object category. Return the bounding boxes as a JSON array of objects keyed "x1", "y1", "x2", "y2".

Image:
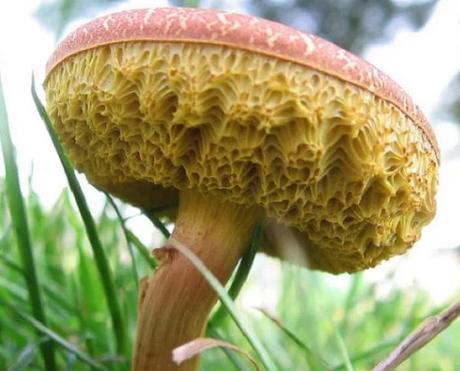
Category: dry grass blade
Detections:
[
  {"x1": 373, "y1": 300, "x2": 460, "y2": 371},
  {"x1": 173, "y1": 337, "x2": 260, "y2": 371}
]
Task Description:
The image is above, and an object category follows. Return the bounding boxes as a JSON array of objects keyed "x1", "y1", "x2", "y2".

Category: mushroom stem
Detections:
[{"x1": 133, "y1": 189, "x2": 261, "y2": 370}]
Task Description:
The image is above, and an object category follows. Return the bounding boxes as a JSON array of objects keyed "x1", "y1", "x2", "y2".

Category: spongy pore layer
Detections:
[{"x1": 45, "y1": 41, "x2": 438, "y2": 273}]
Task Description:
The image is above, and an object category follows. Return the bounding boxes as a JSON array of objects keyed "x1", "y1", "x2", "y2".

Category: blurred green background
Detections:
[{"x1": 1, "y1": 0, "x2": 460, "y2": 370}]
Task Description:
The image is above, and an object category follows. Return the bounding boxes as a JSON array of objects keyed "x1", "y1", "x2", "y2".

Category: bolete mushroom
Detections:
[{"x1": 44, "y1": 7, "x2": 439, "y2": 370}]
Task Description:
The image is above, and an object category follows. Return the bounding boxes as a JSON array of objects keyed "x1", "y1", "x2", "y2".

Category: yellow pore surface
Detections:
[{"x1": 45, "y1": 42, "x2": 438, "y2": 273}]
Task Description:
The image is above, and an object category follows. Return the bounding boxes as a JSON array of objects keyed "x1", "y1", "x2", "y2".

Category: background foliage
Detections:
[{"x1": 1, "y1": 174, "x2": 459, "y2": 370}]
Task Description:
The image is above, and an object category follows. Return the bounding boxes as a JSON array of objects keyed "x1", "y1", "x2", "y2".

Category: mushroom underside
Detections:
[{"x1": 45, "y1": 41, "x2": 438, "y2": 273}]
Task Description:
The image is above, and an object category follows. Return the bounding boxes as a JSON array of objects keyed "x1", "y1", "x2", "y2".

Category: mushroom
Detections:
[{"x1": 44, "y1": 7, "x2": 439, "y2": 370}]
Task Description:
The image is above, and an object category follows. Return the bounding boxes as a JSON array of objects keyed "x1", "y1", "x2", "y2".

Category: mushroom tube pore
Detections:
[{"x1": 44, "y1": 41, "x2": 438, "y2": 273}]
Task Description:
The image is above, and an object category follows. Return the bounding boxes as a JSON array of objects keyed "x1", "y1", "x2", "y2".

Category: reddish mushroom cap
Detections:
[{"x1": 45, "y1": 7, "x2": 439, "y2": 159}]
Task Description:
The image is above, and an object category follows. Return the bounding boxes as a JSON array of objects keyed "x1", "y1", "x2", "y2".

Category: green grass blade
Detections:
[
  {"x1": 0, "y1": 254, "x2": 75, "y2": 314},
  {"x1": 0, "y1": 275, "x2": 29, "y2": 303},
  {"x1": 126, "y1": 229, "x2": 157, "y2": 269},
  {"x1": 336, "y1": 331, "x2": 354, "y2": 371},
  {"x1": 210, "y1": 224, "x2": 261, "y2": 325},
  {"x1": 340, "y1": 273, "x2": 362, "y2": 336},
  {"x1": 106, "y1": 194, "x2": 139, "y2": 290},
  {"x1": 170, "y1": 237, "x2": 278, "y2": 371},
  {"x1": 0, "y1": 224, "x2": 11, "y2": 247},
  {"x1": 332, "y1": 338, "x2": 399, "y2": 371},
  {"x1": 257, "y1": 308, "x2": 329, "y2": 370},
  {"x1": 31, "y1": 77, "x2": 126, "y2": 357},
  {"x1": 7, "y1": 337, "x2": 45, "y2": 371},
  {"x1": 143, "y1": 209, "x2": 171, "y2": 238},
  {"x1": 0, "y1": 74, "x2": 57, "y2": 370},
  {"x1": 0, "y1": 297, "x2": 107, "y2": 370},
  {"x1": 206, "y1": 326, "x2": 247, "y2": 370}
]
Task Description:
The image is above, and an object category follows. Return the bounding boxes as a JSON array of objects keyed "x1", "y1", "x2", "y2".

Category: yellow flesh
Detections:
[{"x1": 45, "y1": 42, "x2": 438, "y2": 273}]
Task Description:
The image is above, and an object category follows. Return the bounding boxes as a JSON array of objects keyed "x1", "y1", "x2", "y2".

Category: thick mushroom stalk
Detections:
[{"x1": 133, "y1": 189, "x2": 260, "y2": 370}]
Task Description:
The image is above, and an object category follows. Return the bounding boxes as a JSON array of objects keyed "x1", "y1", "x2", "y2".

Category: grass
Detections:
[
  {"x1": 171, "y1": 236, "x2": 277, "y2": 371},
  {"x1": 0, "y1": 75, "x2": 57, "y2": 370},
  {"x1": 32, "y1": 79, "x2": 127, "y2": 361},
  {"x1": 0, "y1": 78, "x2": 460, "y2": 370},
  {"x1": 210, "y1": 224, "x2": 262, "y2": 326},
  {"x1": 0, "y1": 297, "x2": 106, "y2": 370}
]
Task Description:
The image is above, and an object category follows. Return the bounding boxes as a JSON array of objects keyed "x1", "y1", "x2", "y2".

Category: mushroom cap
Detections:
[{"x1": 44, "y1": 7, "x2": 439, "y2": 273}]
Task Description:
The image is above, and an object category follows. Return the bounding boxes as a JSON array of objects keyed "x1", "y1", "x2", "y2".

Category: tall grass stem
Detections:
[{"x1": 31, "y1": 77, "x2": 126, "y2": 358}]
